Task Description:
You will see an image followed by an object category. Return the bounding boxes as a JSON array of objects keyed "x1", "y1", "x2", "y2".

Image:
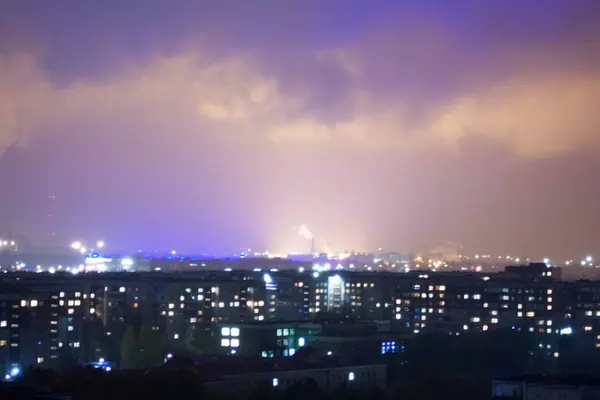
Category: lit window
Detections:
[
  {"x1": 491, "y1": 318, "x2": 499, "y2": 324},
  {"x1": 20, "y1": 300, "x2": 27, "y2": 307},
  {"x1": 231, "y1": 339, "x2": 240, "y2": 347},
  {"x1": 30, "y1": 300, "x2": 38, "y2": 307},
  {"x1": 526, "y1": 311, "x2": 535, "y2": 317},
  {"x1": 272, "y1": 378, "x2": 278, "y2": 387},
  {"x1": 119, "y1": 287, "x2": 126, "y2": 293},
  {"x1": 174, "y1": 334, "x2": 179, "y2": 339},
  {"x1": 231, "y1": 327, "x2": 240, "y2": 337},
  {"x1": 222, "y1": 327, "x2": 231, "y2": 336},
  {"x1": 348, "y1": 372, "x2": 355, "y2": 381},
  {"x1": 0, "y1": 321, "x2": 6, "y2": 327},
  {"x1": 89, "y1": 308, "x2": 95, "y2": 314},
  {"x1": 221, "y1": 338, "x2": 230, "y2": 347}
]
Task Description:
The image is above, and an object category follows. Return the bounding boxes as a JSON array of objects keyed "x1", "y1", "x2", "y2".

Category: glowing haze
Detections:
[{"x1": 1, "y1": 1, "x2": 600, "y2": 257}]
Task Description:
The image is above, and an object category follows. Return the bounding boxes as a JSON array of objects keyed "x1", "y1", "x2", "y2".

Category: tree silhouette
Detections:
[
  {"x1": 138, "y1": 324, "x2": 165, "y2": 368},
  {"x1": 120, "y1": 325, "x2": 138, "y2": 369}
]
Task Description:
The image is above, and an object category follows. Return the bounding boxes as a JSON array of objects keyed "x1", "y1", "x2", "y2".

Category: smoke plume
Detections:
[{"x1": 297, "y1": 224, "x2": 314, "y2": 241}]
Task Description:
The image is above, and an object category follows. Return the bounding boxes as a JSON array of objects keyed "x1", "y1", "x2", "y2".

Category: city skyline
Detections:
[{"x1": 1, "y1": 1, "x2": 600, "y2": 257}]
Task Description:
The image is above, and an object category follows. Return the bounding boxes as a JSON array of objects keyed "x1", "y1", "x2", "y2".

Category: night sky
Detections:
[{"x1": 1, "y1": 0, "x2": 599, "y2": 257}]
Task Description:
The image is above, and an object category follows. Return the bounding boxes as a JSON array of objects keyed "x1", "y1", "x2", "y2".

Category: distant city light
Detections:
[
  {"x1": 71, "y1": 241, "x2": 82, "y2": 250},
  {"x1": 96, "y1": 241, "x2": 105, "y2": 248},
  {"x1": 121, "y1": 258, "x2": 134, "y2": 267}
]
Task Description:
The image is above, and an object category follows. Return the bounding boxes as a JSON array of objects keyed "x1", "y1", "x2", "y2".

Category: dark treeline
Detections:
[{"x1": 9, "y1": 328, "x2": 600, "y2": 399}]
